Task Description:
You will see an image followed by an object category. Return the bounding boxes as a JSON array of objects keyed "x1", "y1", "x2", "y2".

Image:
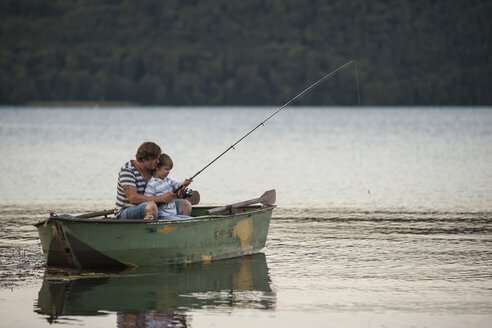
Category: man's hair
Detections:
[
  {"x1": 135, "y1": 142, "x2": 161, "y2": 161},
  {"x1": 156, "y1": 153, "x2": 173, "y2": 169}
]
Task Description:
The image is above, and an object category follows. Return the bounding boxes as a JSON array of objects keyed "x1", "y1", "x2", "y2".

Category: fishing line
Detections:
[
  {"x1": 353, "y1": 59, "x2": 373, "y2": 198},
  {"x1": 190, "y1": 60, "x2": 355, "y2": 180},
  {"x1": 355, "y1": 60, "x2": 362, "y2": 107}
]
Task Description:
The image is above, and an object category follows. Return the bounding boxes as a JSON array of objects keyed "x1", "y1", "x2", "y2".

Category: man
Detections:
[{"x1": 115, "y1": 141, "x2": 178, "y2": 220}]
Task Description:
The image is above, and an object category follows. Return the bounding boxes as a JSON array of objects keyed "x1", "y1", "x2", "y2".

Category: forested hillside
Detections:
[{"x1": 1, "y1": 0, "x2": 490, "y2": 105}]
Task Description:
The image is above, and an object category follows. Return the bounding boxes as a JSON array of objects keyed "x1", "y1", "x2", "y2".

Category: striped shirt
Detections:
[{"x1": 115, "y1": 160, "x2": 147, "y2": 217}]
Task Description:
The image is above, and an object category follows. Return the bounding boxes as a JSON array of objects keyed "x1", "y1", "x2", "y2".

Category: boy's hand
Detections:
[{"x1": 183, "y1": 178, "x2": 193, "y2": 186}]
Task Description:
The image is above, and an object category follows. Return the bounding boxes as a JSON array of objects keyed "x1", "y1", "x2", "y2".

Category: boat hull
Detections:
[{"x1": 35, "y1": 206, "x2": 274, "y2": 269}]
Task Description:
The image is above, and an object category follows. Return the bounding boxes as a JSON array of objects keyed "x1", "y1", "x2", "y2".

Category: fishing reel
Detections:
[{"x1": 176, "y1": 187, "x2": 193, "y2": 199}]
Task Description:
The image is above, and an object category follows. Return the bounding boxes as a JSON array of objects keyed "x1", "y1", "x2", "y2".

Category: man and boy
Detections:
[{"x1": 115, "y1": 141, "x2": 193, "y2": 220}]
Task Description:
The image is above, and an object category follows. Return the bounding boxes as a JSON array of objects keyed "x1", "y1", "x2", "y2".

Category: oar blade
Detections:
[{"x1": 260, "y1": 189, "x2": 276, "y2": 205}]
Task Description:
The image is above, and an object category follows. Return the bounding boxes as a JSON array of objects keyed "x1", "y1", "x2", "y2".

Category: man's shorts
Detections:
[{"x1": 117, "y1": 202, "x2": 148, "y2": 220}]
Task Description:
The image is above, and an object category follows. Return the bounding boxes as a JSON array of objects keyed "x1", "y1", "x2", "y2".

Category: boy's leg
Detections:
[
  {"x1": 176, "y1": 199, "x2": 192, "y2": 216},
  {"x1": 156, "y1": 200, "x2": 192, "y2": 220}
]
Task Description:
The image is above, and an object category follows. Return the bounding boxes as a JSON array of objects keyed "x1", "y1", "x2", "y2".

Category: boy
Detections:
[{"x1": 144, "y1": 153, "x2": 193, "y2": 219}]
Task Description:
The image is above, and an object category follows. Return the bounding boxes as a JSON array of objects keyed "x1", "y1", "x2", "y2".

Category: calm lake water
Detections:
[{"x1": 1, "y1": 107, "x2": 491, "y2": 327}]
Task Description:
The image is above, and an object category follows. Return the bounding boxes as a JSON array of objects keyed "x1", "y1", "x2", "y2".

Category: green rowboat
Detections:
[{"x1": 34, "y1": 190, "x2": 276, "y2": 269}]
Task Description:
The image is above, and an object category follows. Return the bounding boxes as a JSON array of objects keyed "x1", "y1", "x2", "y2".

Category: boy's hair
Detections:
[
  {"x1": 157, "y1": 153, "x2": 173, "y2": 169},
  {"x1": 136, "y1": 142, "x2": 161, "y2": 161}
]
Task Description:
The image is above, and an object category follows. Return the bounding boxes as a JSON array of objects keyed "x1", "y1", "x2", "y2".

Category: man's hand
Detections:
[{"x1": 156, "y1": 192, "x2": 177, "y2": 204}]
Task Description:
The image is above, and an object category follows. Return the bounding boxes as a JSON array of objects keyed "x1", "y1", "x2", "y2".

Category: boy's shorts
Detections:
[{"x1": 158, "y1": 200, "x2": 192, "y2": 220}]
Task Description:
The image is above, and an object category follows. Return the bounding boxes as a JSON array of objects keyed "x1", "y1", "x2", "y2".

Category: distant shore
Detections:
[{"x1": 25, "y1": 101, "x2": 139, "y2": 107}]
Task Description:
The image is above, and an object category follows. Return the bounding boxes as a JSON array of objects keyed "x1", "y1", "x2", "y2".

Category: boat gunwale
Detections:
[{"x1": 34, "y1": 205, "x2": 276, "y2": 227}]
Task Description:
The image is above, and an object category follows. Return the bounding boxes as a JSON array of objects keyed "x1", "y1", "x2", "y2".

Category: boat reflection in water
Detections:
[{"x1": 35, "y1": 253, "x2": 275, "y2": 326}]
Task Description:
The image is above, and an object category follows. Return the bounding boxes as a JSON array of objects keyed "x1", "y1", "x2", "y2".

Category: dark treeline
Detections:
[{"x1": 1, "y1": 0, "x2": 490, "y2": 106}]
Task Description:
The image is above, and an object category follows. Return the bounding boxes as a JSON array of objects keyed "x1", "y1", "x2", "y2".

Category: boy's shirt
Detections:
[{"x1": 144, "y1": 176, "x2": 182, "y2": 216}]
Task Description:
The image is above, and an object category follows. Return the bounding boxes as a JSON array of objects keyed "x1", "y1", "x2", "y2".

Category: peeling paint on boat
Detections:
[
  {"x1": 158, "y1": 225, "x2": 178, "y2": 234},
  {"x1": 232, "y1": 217, "x2": 254, "y2": 251}
]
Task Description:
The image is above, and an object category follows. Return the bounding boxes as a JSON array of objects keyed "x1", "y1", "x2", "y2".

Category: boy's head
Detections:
[
  {"x1": 156, "y1": 153, "x2": 173, "y2": 170},
  {"x1": 154, "y1": 153, "x2": 173, "y2": 179}
]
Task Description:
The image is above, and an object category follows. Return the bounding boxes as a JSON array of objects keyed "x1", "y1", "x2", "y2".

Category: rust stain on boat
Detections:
[
  {"x1": 215, "y1": 227, "x2": 221, "y2": 238},
  {"x1": 201, "y1": 254, "x2": 212, "y2": 263},
  {"x1": 232, "y1": 217, "x2": 253, "y2": 251},
  {"x1": 157, "y1": 225, "x2": 178, "y2": 234}
]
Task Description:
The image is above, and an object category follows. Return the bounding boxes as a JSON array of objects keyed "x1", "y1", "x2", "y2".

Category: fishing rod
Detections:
[{"x1": 190, "y1": 60, "x2": 355, "y2": 180}]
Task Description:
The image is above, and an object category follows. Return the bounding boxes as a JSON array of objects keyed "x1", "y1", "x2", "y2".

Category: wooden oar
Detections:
[
  {"x1": 75, "y1": 210, "x2": 114, "y2": 219},
  {"x1": 207, "y1": 190, "x2": 276, "y2": 215}
]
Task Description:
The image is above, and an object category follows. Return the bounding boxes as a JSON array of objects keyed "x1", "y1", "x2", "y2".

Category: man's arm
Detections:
[{"x1": 123, "y1": 185, "x2": 176, "y2": 204}]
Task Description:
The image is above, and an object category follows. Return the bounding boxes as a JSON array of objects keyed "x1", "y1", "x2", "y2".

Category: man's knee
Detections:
[{"x1": 145, "y1": 201, "x2": 158, "y2": 219}]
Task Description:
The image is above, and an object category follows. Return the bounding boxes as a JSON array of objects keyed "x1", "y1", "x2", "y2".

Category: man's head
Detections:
[{"x1": 135, "y1": 142, "x2": 161, "y2": 162}]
